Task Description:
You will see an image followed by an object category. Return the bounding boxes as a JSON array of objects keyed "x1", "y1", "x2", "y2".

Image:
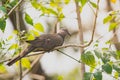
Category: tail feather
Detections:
[
  {"x1": 7, "y1": 55, "x2": 22, "y2": 66},
  {"x1": 7, "y1": 46, "x2": 35, "y2": 66}
]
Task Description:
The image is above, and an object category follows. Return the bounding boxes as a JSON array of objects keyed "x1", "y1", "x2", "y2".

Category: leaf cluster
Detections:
[
  {"x1": 103, "y1": 10, "x2": 120, "y2": 31},
  {"x1": 81, "y1": 49, "x2": 120, "y2": 80}
]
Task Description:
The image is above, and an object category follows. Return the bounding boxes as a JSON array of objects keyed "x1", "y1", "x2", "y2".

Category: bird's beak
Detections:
[{"x1": 67, "y1": 31, "x2": 71, "y2": 36}]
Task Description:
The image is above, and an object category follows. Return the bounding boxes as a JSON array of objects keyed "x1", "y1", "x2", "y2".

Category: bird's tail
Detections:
[{"x1": 7, "y1": 46, "x2": 35, "y2": 66}]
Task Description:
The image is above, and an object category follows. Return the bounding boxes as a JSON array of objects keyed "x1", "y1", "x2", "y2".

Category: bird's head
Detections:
[{"x1": 57, "y1": 28, "x2": 71, "y2": 38}]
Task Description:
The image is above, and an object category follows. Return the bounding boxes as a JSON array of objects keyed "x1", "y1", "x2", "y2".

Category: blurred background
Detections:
[{"x1": 0, "y1": 0, "x2": 120, "y2": 80}]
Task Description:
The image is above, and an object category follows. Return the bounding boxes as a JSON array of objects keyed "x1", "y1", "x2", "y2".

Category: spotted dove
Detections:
[{"x1": 7, "y1": 29, "x2": 70, "y2": 66}]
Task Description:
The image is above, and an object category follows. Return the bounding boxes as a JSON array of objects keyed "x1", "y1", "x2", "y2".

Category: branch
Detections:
[
  {"x1": 26, "y1": 51, "x2": 45, "y2": 57},
  {"x1": 7, "y1": 0, "x2": 23, "y2": 16},
  {"x1": 88, "y1": 2, "x2": 96, "y2": 15},
  {"x1": 0, "y1": 43, "x2": 97, "y2": 64},
  {"x1": 72, "y1": 0, "x2": 100, "y2": 48},
  {"x1": 0, "y1": 59, "x2": 11, "y2": 63},
  {"x1": 75, "y1": 0, "x2": 84, "y2": 45},
  {"x1": 88, "y1": 0, "x2": 100, "y2": 45},
  {"x1": 19, "y1": 60, "x2": 22, "y2": 80},
  {"x1": 15, "y1": 6, "x2": 23, "y2": 80},
  {"x1": 30, "y1": 74, "x2": 45, "y2": 80},
  {"x1": 54, "y1": 20, "x2": 59, "y2": 33},
  {"x1": 75, "y1": 1, "x2": 85, "y2": 79}
]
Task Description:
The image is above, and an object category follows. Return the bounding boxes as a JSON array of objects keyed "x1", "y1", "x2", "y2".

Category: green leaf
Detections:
[
  {"x1": 57, "y1": 76, "x2": 64, "y2": 80},
  {"x1": 94, "y1": 43, "x2": 98, "y2": 47},
  {"x1": 64, "y1": 0, "x2": 70, "y2": 4},
  {"x1": 9, "y1": 43, "x2": 19, "y2": 50},
  {"x1": 0, "y1": 42, "x2": 2, "y2": 48},
  {"x1": 31, "y1": 1, "x2": 40, "y2": 9},
  {"x1": 113, "y1": 64, "x2": 120, "y2": 73},
  {"x1": 89, "y1": 1, "x2": 97, "y2": 8},
  {"x1": 29, "y1": 30, "x2": 40, "y2": 37},
  {"x1": 105, "y1": 40, "x2": 111, "y2": 44},
  {"x1": 0, "y1": 6, "x2": 7, "y2": 13},
  {"x1": 114, "y1": 71, "x2": 119, "y2": 79},
  {"x1": 0, "y1": 18, "x2": 6, "y2": 32},
  {"x1": 84, "y1": 72, "x2": 92, "y2": 80},
  {"x1": 25, "y1": 13, "x2": 33, "y2": 26},
  {"x1": 50, "y1": 2, "x2": 58, "y2": 7},
  {"x1": 90, "y1": 67, "x2": 95, "y2": 72},
  {"x1": 102, "y1": 63, "x2": 112, "y2": 74},
  {"x1": 101, "y1": 52, "x2": 110, "y2": 64},
  {"x1": 22, "y1": 58, "x2": 31, "y2": 69},
  {"x1": 94, "y1": 50, "x2": 102, "y2": 59},
  {"x1": 9, "y1": 0, "x2": 18, "y2": 7},
  {"x1": 93, "y1": 71, "x2": 102, "y2": 80},
  {"x1": 79, "y1": 0, "x2": 88, "y2": 7},
  {"x1": 16, "y1": 58, "x2": 31, "y2": 69},
  {"x1": 34, "y1": 23, "x2": 44, "y2": 32},
  {"x1": 13, "y1": 48, "x2": 21, "y2": 56},
  {"x1": 109, "y1": 51, "x2": 117, "y2": 59},
  {"x1": 12, "y1": 30, "x2": 18, "y2": 34},
  {"x1": 116, "y1": 50, "x2": 120, "y2": 59},
  {"x1": 109, "y1": 22, "x2": 117, "y2": 31},
  {"x1": 7, "y1": 35, "x2": 13, "y2": 40},
  {"x1": 58, "y1": 13, "x2": 65, "y2": 21},
  {"x1": 102, "y1": 48, "x2": 109, "y2": 51},
  {"x1": 47, "y1": 8, "x2": 58, "y2": 15},
  {"x1": 26, "y1": 33, "x2": 35, "y2": 40},
  {"x1": 81, "y1": 51, "x2": 95, "y2": 66},
  {"x1": 0, "y1": 64, "x2": 6, "y2": 73},
  {"x1": 103, "y1": 15, "x2": 113, "y2": 24},
  {"x1": 101, "y1": 56, "x2": 110, "y2": 64}
]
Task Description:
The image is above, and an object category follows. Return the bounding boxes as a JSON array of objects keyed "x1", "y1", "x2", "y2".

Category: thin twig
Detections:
[
  {"x1": 7, "y1": 0, "x2": 23, "y2": 16},
  {"x1": 88, "y1": 2, "x2": 96, "y2": 15},
  {"x1": 15, "y1": 6, "x2": 23, "y2": 80},
  {"x1": 57, "y1": 49, "x2": 81, "y2": 63},
  {"x1": 0, "y1": 59, "x2": 11, "y2": 63},
  {"x1": 26, "y1": 51, "x2": 45, "y2": 57},
  {"x1": 19, "y1": 60, "x2": 22, "y2": 80},
  {"x1": 54, "y1": 20, "x2": 59, "y2": 33},
  {"x1": 86, "y1": 0, "x2": 100, "y2": 46}
]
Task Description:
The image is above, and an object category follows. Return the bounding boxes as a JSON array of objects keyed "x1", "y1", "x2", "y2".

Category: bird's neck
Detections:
[{"x1": 57, "y1": 33, "x2": 66, "y2": 39}]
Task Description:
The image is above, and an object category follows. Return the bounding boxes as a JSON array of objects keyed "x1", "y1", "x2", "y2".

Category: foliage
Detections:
[
  {"x1": 93, "y1": 71, "x2": 102, "y2": 80},
  {"x1": 25, "y1": 13, "x2": 33, "y2": 26},
  {"x1": 34, "y1": 23, "x2": 44, "y2": 32},
  {"x1": 16, "y1": 58, "x2": 31, "y2": 69},
  {"x1": 80, "y1": 48, "x2": 120, "y2": 80},
  {"x1": 103, "y1": 11, "x2": 120, "y2": 31},
  {"x1": 0, "y1": 18, "x2": 6, "y2": 32},
  {"x1": 30, "y1": 0, "x2": 65, "y2": 21},
  {"x1": 84, "y1": 72, "x2": 92, "y2": 80},
  {"x1": 57, "y1": 76, "x2": 64, "y2": 80},
  {"x1": 81, "y1": 51, "x2": 96, "y2": 66}
]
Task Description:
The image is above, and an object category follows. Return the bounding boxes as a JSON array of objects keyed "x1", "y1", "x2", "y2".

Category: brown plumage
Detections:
[{"x1": 7, "y1": 29, "x2": 70, "y2": 66}]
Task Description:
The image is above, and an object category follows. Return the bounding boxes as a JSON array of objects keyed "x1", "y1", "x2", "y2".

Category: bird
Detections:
[{"x1": 7, "y1": 28, "x2": 70, "y2": 66}]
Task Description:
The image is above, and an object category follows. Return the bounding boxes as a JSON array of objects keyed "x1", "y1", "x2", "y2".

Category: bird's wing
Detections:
[{"x1": 27, "y1": 35, "x2": 46, "y2": 47}]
